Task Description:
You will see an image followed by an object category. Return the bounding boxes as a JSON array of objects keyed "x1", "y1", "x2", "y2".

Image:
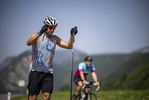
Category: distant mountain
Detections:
[
  {"x1": 102, "y1": 53, "x2": 149, "y2": 90},
  {"x1": 0, "y1": 46, "x2": 149, "y2": 93},
  {"x1": 131, "y1": 46, "x2": 149, "y2": 54},
  {"x1": 0, "y1": 51, "x2": 31, "y2": 93},
  {"x1": 54, "y1": 49, "x2": 86, "y2": 64},
  {"x1": 0, "y1": 49, "x2": 86, "y2": 93},
  {"x1": 0, "y1": 56, "x2": 14, "y2": 72},
  {"x1": 122, "y1": 63, "x2": 149, "y2": 90}
]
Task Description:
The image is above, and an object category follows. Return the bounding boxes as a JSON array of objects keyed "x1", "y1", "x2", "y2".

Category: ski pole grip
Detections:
[
  {"x1": 74, "y1": 26, "x2": 77, "y2": 29},
  {"x1": 71, "y1": 26, "x2": 78, "y2": 36}
]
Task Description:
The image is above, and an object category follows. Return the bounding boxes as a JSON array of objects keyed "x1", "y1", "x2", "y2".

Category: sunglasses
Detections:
[{"x1": 48, "y1": 26, "x2": 56, "y2": 30}]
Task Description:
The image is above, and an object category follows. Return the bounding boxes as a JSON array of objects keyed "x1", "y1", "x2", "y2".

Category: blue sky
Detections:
[{"x1": 0, "y1": 0, "x2": 149, "y2": 63}]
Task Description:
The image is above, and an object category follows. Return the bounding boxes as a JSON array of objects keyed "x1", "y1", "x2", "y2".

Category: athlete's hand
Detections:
[
  {"x1": 96, "y1": 82, "x2": 100, "y2": 86},
  {"x1": 39, "y1": 25, "x2": 48, "y2": 34},
  {"x1": 71, "y1": 26, "x2": 78, "y2": 36},
  {"x1": 83, "y1": 80, "x2": 86, "y2": 85}
]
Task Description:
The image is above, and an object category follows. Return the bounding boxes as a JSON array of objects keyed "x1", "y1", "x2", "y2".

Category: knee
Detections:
[
  {"x1": 29, "y1": 95, "x2": 37, "y2": 100},
  {"x1": 78, "y1": 83, "x2": 84, "y2": 88},
  {"x1": 43, "y1": 92, "x2": 51, "y2": 100}
]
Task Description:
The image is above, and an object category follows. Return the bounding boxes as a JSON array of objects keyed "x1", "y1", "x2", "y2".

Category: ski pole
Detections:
[{"x1": 70, "y1": 26, "x2": 77, "y2": 100}]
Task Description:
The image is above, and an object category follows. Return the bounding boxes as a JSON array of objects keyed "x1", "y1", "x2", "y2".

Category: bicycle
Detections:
[{"x1": 72, "y1": 81, "x2": 100, "y2": 100}]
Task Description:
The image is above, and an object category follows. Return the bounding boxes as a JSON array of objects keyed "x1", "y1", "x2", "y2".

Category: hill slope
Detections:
[
  {"x1": 0, "y1": 49, "x2": 86, "y2": 93},
  {"x1": 0, "y1": 51, "x2": 31, "y2": 93},
  {"x1": 122, "y1": 63, "x2": 149, "y2": 90},
  {"x1": 102, "y1": 53, "x2": 149, "y2": 90},
  {"x1": 0, "y1": 46, "x2": 149, "y2": 93}
]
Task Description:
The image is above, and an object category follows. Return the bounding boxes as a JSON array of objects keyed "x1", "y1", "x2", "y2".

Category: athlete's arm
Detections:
[
  {"x1": 80, "y1": 72, "x2": 85, "y2": 81},
  {"x1": 54, "y1": 35, "x2": 73, "y2": 49},
  {"x1": 54, "y1": 27, "x2": 77, "y2": 49},
  {"x1": 27, "y1": 25, "x2": 48, "y2": 46},
  {"x1": 80, "y1": 72, "x2": 86, "y2": 84},
  {"x1": 92, "y1": 72, "x2": 100, "y2": 86},
  {"x1": 26, "y1": 32, "x2": 40, "y2": 46}
]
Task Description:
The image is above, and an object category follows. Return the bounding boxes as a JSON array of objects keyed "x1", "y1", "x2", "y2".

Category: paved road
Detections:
[{"x1": 0, "y1": 94, "x2": 23, "y2": 100}]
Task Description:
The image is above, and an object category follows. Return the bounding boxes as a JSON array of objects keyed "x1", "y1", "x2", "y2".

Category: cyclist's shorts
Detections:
[
  {"x1": 74, "y1": 76, "x2": 90, "y2": 89},
  {"x1": 74, "y1": 76, "x2": 82, "y2": 85},
  {"x1": 27, "y1": 71, "x2": 53, "y2": 95},
  {"x1": 74, "y1": 76, "x2": 87, "y2": 85}
]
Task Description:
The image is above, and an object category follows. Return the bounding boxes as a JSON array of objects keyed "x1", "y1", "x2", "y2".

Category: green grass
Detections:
[{"x1": 12, "y1": 90, "x2": 149, "y2": 100}]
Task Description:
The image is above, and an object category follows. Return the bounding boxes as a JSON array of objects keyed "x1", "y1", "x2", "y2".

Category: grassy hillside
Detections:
[
  {"x1": 91, "y1": 54, "x2": 135, "y2": 79},
  {"x1": 122, "y1": 63, "x2": 149, "y2": 90},
  {"x1": 102, "y1": 53, "x2": 149, "y2": 90}
]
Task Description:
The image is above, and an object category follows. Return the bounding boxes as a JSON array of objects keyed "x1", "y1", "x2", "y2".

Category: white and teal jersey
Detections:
[{"x1": 30, "y1": 34, "x2": 56, "y2": 73}]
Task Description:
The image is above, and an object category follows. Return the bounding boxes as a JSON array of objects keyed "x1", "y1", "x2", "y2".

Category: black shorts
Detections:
[
  {"x1": 74, "y1": 76, "x2": 87, "y2": 85},
  {"x1": 74, "y1": 76, "x2": 82, "y2": 85},
  {"x1": 74, "y1": 76, "x2": 89, "y2": 88},
  {"x1": 27, "y1": 71, "x2": 53, "y2": 95}
]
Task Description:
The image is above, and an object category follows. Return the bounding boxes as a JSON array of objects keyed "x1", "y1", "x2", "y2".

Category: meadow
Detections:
[{"x1": 12, "y1": 90, "x2": 149, "y2": 100}]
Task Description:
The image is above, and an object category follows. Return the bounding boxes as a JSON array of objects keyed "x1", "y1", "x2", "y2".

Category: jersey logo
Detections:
[
  {"x1": 46, "y1": 43, "x2": 53, "y2": 53},
  {"x1": 39, "y1": 43, "x2": 53, "y2": 66}
]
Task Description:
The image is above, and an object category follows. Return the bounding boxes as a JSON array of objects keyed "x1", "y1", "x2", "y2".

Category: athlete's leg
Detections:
[
  {"x1": 83, "y1": 85, "x2": 89, "y2": 99},
  {"x1": 43, "y1": 92, "x2": 51, "y2": 100},
  {"x1": 74, "y1": 76, "x2": 83, "y2": 99},
  {"x1": 83, "y1": 89, "x2": 88, "y2": 94},
  {"x1": 29, "y1": 95, "x2": 38, "y2": 100},
  {"x1": 42, "y1": 73, "x2": 53, "y2": 100},
  {"x1": 28, "y1": 71, "x2": 41, "y2": 100},
  {"x1": 76, "y1": 81, "x2": 83, "y2": 94}
]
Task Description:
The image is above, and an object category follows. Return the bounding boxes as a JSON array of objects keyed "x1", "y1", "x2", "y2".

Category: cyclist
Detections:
[
  {"x1": 74, "y1": 56, "x2": 100, "y2": 99},
  {"x1": 26, "y1": 16, "x2": 78, "y2": 100}
]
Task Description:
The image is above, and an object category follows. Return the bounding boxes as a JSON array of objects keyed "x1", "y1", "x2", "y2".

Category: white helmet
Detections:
[{"x1": 44, "y1": 16, "x2": 58, "y2": 27}]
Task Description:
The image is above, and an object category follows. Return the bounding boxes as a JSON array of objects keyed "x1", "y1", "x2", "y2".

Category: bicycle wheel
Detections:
[{"x1": 87, "y1": 92, "x2": 97, "y2": 100}]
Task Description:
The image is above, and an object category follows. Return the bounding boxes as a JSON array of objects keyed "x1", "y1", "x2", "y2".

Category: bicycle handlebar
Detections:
[
  {"x1": 82, "y1": 81, "x2": 100, "y2": 91},
  {"x1": 82, "y1": 82, "x2": 89, "y2": 89}
]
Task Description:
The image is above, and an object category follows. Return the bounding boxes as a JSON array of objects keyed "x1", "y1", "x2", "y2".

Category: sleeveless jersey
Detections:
[
  {"x1": 74, "y1": 62, "x2": 95, "y2": 78},
  {"x1": 30, "y1": 34, "x2": 56, "y2": 73}
]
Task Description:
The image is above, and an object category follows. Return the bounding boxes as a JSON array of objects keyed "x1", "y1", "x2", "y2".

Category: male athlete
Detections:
[
  {"x1": 74, "y1": 56, "x2": 100, "y2": 99},
  {"x1": 26, "y1": 16, "x2": 78, "y2": 100}
]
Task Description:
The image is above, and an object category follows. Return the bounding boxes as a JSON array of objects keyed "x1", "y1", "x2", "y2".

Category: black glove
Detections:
[
  {"x1": 71, "y1": 26, "x2": 78, "y2": 36},
  {"x1": 39, "y1": 25, "x2": 48, "y2": 34}
]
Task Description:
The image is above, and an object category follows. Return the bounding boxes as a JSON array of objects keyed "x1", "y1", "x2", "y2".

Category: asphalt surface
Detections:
[{"x1": 0, "y1": 94, "x2": 23, "y2": 100}]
